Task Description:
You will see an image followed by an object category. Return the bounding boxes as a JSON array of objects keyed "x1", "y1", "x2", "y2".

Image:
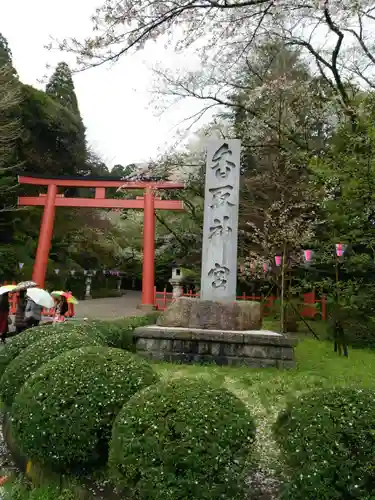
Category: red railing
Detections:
[
  {"x1": 1, "y1": 282, "x2": 75, "y2": 317},
  {"x1": 154, "y1": 287, "x2": 327, "y2": 321}
]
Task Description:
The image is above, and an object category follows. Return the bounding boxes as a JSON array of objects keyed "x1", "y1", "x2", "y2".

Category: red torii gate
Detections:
[{"x1": 18, "y1": 175, "x2": 184, "y2": 308}]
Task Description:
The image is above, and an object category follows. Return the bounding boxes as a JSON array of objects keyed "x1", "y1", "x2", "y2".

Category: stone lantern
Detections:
[
  {"x1": 84, "y1": 269, "x2": 97, "y2": 299},
  {"x1": 169, "y1": 266, "x2": 185, "y2": 299}
]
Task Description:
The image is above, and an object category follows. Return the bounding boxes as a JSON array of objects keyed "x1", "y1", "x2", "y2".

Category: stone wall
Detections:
[{"x1": 134, "y1": 326, "x2": 296, "y2": 368}]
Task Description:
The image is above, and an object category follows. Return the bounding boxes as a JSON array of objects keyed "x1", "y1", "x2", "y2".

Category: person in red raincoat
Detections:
[{"x1": 0, "y1": 293, "x2": 10, "y2": 343}]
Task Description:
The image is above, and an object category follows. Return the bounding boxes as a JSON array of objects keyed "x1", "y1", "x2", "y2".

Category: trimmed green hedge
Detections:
[
  {"x1": 11, "y1": 346, "x2": 158, "y2": 472},
  {"x1": 89, "y1": 313, "x2": 159, "y2": 350},
  {"x1": 273, "y1": 388, "x2": 375, "y2": 499},
  {"x1": 340, "y1": 317, "x2": 375, "y2": 349},
  {"x1": 325, "y1": 309, "x2": 375, "y2": 349},
  {"x1": 0, "y1": 331, "x2": 102, "y2": 407},
  {"x1": 109, "y1": 379, "x2": 256, "y2": 499}
]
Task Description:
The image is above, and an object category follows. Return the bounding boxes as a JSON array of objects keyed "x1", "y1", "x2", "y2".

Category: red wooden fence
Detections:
[
  {"x1": 1, "y1": 282, "x2": 75, "y2": 318},
  {"x1": 154, "y1": 287, "x2": 327, "y2": 321}
]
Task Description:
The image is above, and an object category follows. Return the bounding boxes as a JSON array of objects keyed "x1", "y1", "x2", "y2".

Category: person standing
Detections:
[
  {"x1": 0, "y1": 293, "x2": 10, "y2": 343},
  {"x1": 15, "y1": 290, "x2": 27, "y2": 334},
  {"x1": 54, "y1": 295, "x2": 68, "y2": 323},
  {"x1": 25, "y1": 297, "x2": 43, "y2": 329}
]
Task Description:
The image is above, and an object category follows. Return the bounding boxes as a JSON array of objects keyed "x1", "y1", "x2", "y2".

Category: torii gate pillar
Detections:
[
  {"x1": 32, "y1": 184, "x2": 57, "y2": 286},
  {"x1": 141, "y1": 187, "x2": 156, "y2": 307}
]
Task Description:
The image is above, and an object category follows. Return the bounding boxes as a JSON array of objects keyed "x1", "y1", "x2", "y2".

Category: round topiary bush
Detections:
[
  {"x1": 79, "y1": 319, "x2": 133, "y2": 349},
  {"x1": 0, "y1": 324, "x2": 55, "y2": 378},
  {"x1": 59, "y1": 321, "x2": 107, "y2": 343},
  {"x1": 0, "y1": 331, "x2": 103, "y2": 407},
  {"x1": 273, "y1": 388, "x2": 375, "y2": 499},
  {"x1": 90, "y1": 314, "x2": 159, "y2": 350},
  {"x1": 0, "y1": 322, "x2": 104, "y2": 379},
  {"x1": 109, "y1": 379, "x2": 256, "y2": 500},
  {"x1": 11, "y1": 346, "x2": 158, "y2": 472}
]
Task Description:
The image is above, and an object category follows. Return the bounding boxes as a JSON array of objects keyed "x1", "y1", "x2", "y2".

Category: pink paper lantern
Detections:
[
  {"x1": 335, "y1": 243, "x2": 345, "y2": 257},
  {"x1": 304, "y1": 249, "x2": 312, "y2": 262},
  {"x1": 263, "y1": 263, "x2": 268, "y2": 273},
  {"x1": 275, "y1": 255, "x2": 282, "y2": 267}
]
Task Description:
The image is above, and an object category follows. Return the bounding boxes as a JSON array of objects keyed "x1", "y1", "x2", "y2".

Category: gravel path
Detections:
[
  {"x1": 6, "y1": 291, "x2": 146, "y2": 330},
  {"x1": 74, "y1": 291, "x2": 144, "y2": 320},
  {"x1": 0, "y1": 422, "x2": 17, "y2": 486}
]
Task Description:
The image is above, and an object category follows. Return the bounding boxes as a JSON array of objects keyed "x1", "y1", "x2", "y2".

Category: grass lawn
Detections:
[{"x1": 153, "y1": 328, "x2": 375, "y2": 476}]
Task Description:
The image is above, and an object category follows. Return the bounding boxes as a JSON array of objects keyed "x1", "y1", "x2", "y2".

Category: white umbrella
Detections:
[
  {"x1": 0, "y1": 285, "x2": 17, "y2": 296},
  {"x1": 26, "y1": 288, "x2": 54, "y2": 309}
]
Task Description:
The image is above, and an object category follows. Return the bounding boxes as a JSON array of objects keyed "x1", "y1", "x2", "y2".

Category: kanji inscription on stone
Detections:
[
  {"x1": 209, "y1": 185, "x2": 234, "y2": 208},
  {"x1": 208, "y1": 216, "x2": 232, "y2": 239},
  {"x1": 211, "y1": 143, "x2": 237, "y2": 179},
  {"x1": 208, "y1": 263, "x2": 230, "y2": 288},
  {"x1": 200, "y1": 139, "x2": 241, "y2": 301}
]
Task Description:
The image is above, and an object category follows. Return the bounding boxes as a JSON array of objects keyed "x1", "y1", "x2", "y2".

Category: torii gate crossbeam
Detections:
[{"x1": 18, "y1": 175, "x2": 185, "y2": 308}]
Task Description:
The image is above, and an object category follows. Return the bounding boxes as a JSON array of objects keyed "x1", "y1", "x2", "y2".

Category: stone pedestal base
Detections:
[
  {"x1": 156, "y1": 296, "x2": 261, "y2": 331},
  {"x1": 134, "y1": 326, "x2": 296, "y2": 368}
]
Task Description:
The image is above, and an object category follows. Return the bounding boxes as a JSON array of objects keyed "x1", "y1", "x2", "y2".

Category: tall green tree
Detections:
[
  {"x1": 299, "y1": 93, "x2": 375, "y2": 348},
  {"x1": 0, "y1": 33, "x2": 16, "y2": 75},
  {"x1": 44, "y1": 62, "x2": 87, "y2": 179},
  {"x1": 310, "y1": 93, "x2": 375, "y2": 291},
  {"x1": 19, "y1": 85, "x2": 87, "y2": 177},
  {"x1": 0, "y1": 32, "x2": 21, "y2": 190},
  {"x1": 86, "y1": 151, "x2": 110, "y2": 177},
  {"x1": 46, "y1": 62, "x2": 80, "y2": 115},
  {"x1": 0, "y1": 33, "x2": 24, "y2": 276},
  {"x1": 110, "y1": 164, "x2": 136, "y2": 178},
  {"x1": 0, "y1": 64, "x2": 22, "y2": 209}
]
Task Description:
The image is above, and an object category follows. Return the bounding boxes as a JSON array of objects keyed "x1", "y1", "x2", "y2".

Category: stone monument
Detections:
[
  {"x1": 134, "y1": 139, "x2": 296, "y2": 368},
  {"x1": 200, "y1": 139, "x2": 240, "y2": 302}
]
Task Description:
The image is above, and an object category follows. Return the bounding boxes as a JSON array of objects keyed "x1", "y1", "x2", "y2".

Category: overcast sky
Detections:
[{"x1": 1, "y1": 0, "x2": 210, "y2": 168}]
